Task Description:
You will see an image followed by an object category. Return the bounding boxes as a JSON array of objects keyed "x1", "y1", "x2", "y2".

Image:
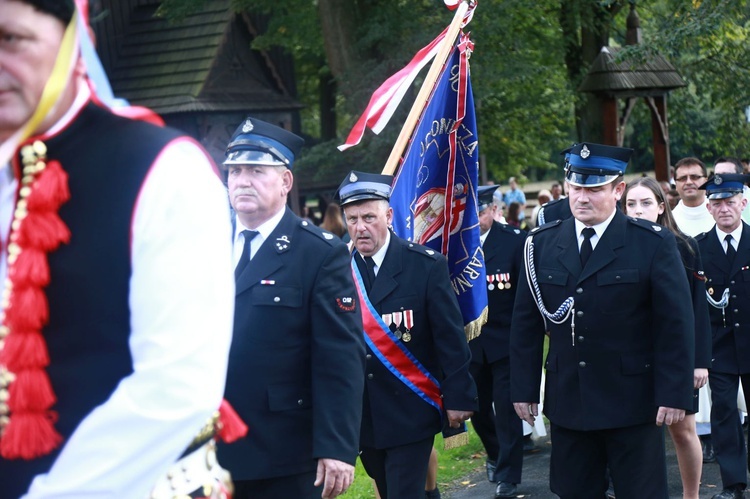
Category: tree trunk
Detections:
[
  {"x1": 317, "y1": 0, "x2": 358, "y2": 81},
  {"x1": 319, "y1": 68, "x2": 337, "y2": 140},
  {"x1": 560, "y1": 0, "x2": 623, "y2": 143}
]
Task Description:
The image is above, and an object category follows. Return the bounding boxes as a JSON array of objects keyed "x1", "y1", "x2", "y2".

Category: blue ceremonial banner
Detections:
[{"x1": 390, "y1": 34, "x2": 487, "y2": 339}]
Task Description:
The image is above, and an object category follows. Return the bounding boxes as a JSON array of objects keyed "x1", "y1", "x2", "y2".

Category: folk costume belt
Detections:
[{"x1": 350, "y1": 255, "x2": 443, "y2": 414}]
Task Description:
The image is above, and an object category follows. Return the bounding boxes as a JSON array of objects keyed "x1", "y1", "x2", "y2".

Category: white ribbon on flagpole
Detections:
[{"x1": 338, "y1": 0, "x2": 476, "y2": 153}]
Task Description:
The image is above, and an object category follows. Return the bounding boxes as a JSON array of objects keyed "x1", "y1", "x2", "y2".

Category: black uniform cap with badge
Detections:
[
  {"x1": 563, "y1": 142, "x2": 633, "y2": 187},
  {"x1": 223, "y1": 117, "x2": 304, "y2": 168},
  {"x1": 477, "y1": 185, "x2": 500, "y2": 213},
  {"x1": 699, "y1": 173, "x2": 750, "y2": 200},
  {"x1": 22, "y1": 0, "x2": 75, "y2": 23},
  {"x1": 336, "y1": 171, "x2": 394, "y2": 206}
]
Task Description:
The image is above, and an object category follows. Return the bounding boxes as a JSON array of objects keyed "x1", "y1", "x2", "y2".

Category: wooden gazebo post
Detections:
[{"x1": 578, "y1": 2, "x2": 686, "y2": 181}]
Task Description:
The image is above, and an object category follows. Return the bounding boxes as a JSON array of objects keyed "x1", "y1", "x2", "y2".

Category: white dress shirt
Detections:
[
  {"x1": 574, "y1": 208, "x2": 617, "y2": 252},
  {"x1": 17, "y1": 88, "x2": 235, "y2": 499},
  {"x1": 716, "y1": 224, "x2": 743, "y2": 253},
  {"x1": 232, "y1": 205, "x2": 286, "y2": 266}
]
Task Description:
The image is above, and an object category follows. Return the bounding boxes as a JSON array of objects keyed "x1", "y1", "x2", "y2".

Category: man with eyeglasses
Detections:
[{"x1": 672, "y1": 157, "x2": 714, "y2": 236}]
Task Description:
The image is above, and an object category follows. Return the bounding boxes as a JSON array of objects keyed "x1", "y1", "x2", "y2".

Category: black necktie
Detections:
[
  {"x1": 235, "y1": 230, "x2": 259, "y2": 279},
  {"x1": 725, "y1": 234, "x2": 736, "y2": 264},
  {"x1": 580, "y1": 227, "x2": 595, "y2": 267},
  {"x1": 364, "y1": 256, "x2": 377, "y2": 292}
]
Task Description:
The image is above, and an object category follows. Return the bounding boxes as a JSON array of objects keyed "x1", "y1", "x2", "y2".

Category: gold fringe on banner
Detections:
[{"x1": 464, "y1": 306, "x2": 487, "y2": 342}]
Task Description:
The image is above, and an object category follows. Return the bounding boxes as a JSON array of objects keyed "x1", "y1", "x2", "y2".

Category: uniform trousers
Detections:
[
  {"x1": 549, "y1": 421, "x2": 668, "y2": 499},
  {"x1": 469, "y1": 354, "x2": 523, "y2": 484},
  {"x1": 233, "y1": 471, "x2": 320, "y2": 499},
  {"x1": 360, "y1": 436, "x2": 434, "y2": 499},
  {"x1": 709, "y1": 371, "x2": 750, "y2": 490}
]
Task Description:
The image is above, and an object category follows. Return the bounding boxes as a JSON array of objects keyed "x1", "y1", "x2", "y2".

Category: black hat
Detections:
[
  {"x1": 224, "y1": 117, "x2": 304, "y2": 169},
  {"x1": 23, "y1": 0, "x2": 75, "y2": 23},
  {"x1": 699, "y1": 173, "x2": 749, "y2": 200},
  {"x1": 336, "y1": 171, "x2": 393, "y2": 206},
  {"x1": 477, "y1": 185, "x2": 500, "y2": 212},
  {"x1": 562, "y1": 142, "x2": 633, "y2": 187}
]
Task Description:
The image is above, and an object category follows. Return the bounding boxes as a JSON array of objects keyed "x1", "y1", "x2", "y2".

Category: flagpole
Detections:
[{"x1": 381, "y1": 0, "x2": 471, "y2": 176}]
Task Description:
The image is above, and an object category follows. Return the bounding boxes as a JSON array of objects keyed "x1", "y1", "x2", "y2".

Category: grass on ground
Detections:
[{"x1": 342, "y1": 422, "x2": 486, "y2": 498}]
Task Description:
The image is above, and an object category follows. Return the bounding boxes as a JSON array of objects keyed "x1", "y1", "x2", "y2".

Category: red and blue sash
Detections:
[{"x1": 351, "y1": 255, "x2": 443, "y2": 413}]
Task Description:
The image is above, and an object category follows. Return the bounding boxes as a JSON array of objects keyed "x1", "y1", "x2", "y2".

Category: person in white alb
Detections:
[
  {"x1": 0, "y1": 1, "x2": 235, "y2": 498},
  {"x1": 671, "y1": 157, "x2": 713, "y2": 237}
]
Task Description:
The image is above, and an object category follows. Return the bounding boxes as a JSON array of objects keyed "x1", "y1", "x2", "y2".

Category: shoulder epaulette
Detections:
[
  {"x1": 694, "y1": 231, "x2": 710, "y2": 241},
  {"x1": 496, "y1": 223, "x2": 523, "y2": 235},
  {"x1": 529, "y1": 219, "x2": 562, "y2": 235},
  {"x1": 299, "y1": 219, "x2": 338, "y2": 245},
  {"x1": 626, "y1": 217, "x2": 669, "y2": 237},
  {"x1": 406, "y1": 241, "x2": 441, "y2": 259}
]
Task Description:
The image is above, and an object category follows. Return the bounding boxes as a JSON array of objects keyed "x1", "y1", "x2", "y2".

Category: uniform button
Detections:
[
  {"x1": 732, "y1": 295, "x2": 738, "y2": 299},
  {"x1": 578, "y1": 361, "x2": 587, "y2": 368},
  {"x1": 578, "y1": 336, "x2": 584, "y2": 342},
  {"x1": 730, "y1": 280, "x2": 736, "y2": 285},
  {"x1": 547, "y1": 275, "x2": 553, "y2": 280},
  {"x1": 297, "y1": 399, "x2": 304, "y2": 406},
  {"x1": 366, "y1": 354, "x2": 372, "y2": 360},
  {"x1": 576, "y1": 287, "x2": 583, "y2": 294},
  {"x1": 0, "y1": 403, "x2": 7, "y2": 415},
  {"x1": 0, "y1": 389, "x2": 7, "y2": 402},
  {"x1": 273, "y1": 296, "x2": 280, "y2": 303},
  {"x1": 734, "y1": 309, "x2": 739, "y2": 314},
  {"x1": 367, "y1": 373, "x2": 374, "y2": 380},
  {"x1": 735, "y1": 323, "x2": 740, "y2": 328},
  {"x1": 576, "y1": 310, "x2": 584, "y2": 317},
  {"x1": 615, "y1": 275, "x2": 621, "y2": 280}
]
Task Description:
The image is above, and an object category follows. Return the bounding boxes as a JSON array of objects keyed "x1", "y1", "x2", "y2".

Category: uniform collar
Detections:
[{"x1": 234, "y1": 205, "x2": 286, "y2": 245}]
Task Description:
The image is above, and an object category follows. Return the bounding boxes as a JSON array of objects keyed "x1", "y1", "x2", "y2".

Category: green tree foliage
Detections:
[{"x1": 159, "y1": 0, "x2": 750, "y2": 180}]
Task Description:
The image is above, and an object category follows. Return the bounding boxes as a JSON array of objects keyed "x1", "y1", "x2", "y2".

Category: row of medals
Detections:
[
  {"x1": 488, "y1": 273, "x2": 512, "y2": 291},
  {"x1": 383, "y1": 311, "x2": 414, "y2": 342}
]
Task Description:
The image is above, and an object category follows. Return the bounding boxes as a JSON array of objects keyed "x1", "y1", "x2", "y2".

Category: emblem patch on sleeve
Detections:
[{"x1": 336, "y1": 296, "x2": 356, "y2": 312}]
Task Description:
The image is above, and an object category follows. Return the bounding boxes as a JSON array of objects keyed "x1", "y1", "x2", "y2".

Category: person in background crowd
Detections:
[
  {"x1": 338, "y1": 170, "x2": 477, "y2": 499},
  {"x1": 659, "y1": 179, "x2": 672, "y2": 196},
  {"x1": 506, "y1": 202, "x2": 528, "y2": 231},
  {"x1": 622, "y1": 177, "x2": 711, "y2": 499},
  {"x1": 672, "y1": 157, "x2": 713, "y2": 236},
  {"x1": 530, "y1": 189, "x2": 552, "y2": 229},
  {"x1": 550, "y1": 181, "x2": 564, "y2": 200},
  {"x1": 741, "y1": 159, "x2": 749, "y2": 174},
  {"x1": 511, "y1": 142, "x2": 694, "y2": 499},
  {"x1": 503, "y1": 177, "x2": 526, "y2": 222},
  {"x1": 0, "y1": 1, "x2": 236, "y2": 497},
  {"x1": 696, "y1": 173, "x2": 750, "y2": 499},
  {"x1": 220, "y1": 117, "x2": 365, "y2": 499},
  {"x1": 320, "y1": 202, "x2": 347, "y2": 239},
  {"x1": 470, "y1": 186, "x2": 527, "y2": 498},
  {"x1": 536, "y1": 178, "x2": 572, "y2": 226},
  {"x1": 667, "y1": 187, "x2": 681, "y2": 210}
]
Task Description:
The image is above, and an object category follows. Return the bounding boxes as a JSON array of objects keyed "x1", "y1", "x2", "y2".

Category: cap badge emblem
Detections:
[
  {"x1": 349, "y1": 172, "x2": 358, "y2": 182},
  {"x1": 242, "y1": 120, "x2": 254, "y2": 133},
  {"x1": 715, "y1": 174, "x2": 723, "y2": 185},
  {"x1": 580, "y1": 145, "x2": 591, "y2": 159}
]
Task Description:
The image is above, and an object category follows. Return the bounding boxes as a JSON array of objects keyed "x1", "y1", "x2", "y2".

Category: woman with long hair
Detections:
[
  {"x1": 622, "y1": 176, "x2": 711, "y2": 499},
  {"x1": 320, "y1": 202, "x2": 347, "y2": 238}
]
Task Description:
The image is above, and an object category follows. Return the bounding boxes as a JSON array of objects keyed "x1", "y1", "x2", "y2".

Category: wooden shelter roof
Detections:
[
  {"x1": 91, "y1": 0, "x2": 300, "y2": 114},
  {"x1": 578, "y1": 46, "x2": 686, "y2": 96}
]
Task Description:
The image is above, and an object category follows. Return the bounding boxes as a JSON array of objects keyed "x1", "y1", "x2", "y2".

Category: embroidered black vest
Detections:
[{"x1": 0, "y1": 102, "x2": 183, "y2": 498}]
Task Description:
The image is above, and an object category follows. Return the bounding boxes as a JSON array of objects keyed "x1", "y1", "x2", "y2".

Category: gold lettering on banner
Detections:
[{"x1": 450, "y1": 250, "x2": 484, "y2": 295}]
